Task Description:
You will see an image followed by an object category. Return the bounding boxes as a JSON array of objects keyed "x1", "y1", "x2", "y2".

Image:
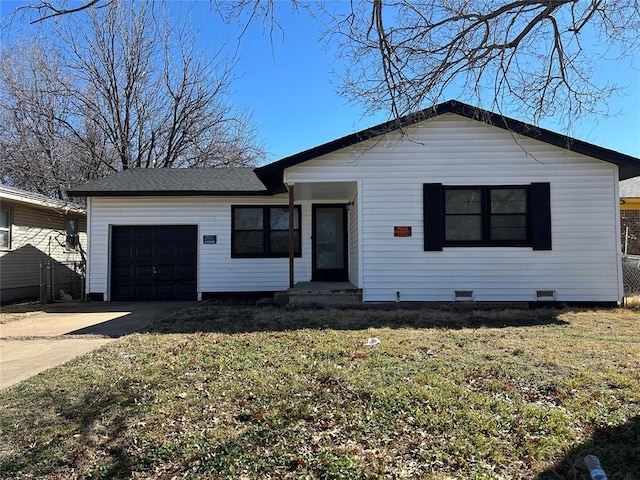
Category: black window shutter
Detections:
[
  {"x1": 424, "y1": 183, "x2": 444, "y2": 251},
  {"x1": 531, "y1": 182, "x2": 552, "y2": 250}
]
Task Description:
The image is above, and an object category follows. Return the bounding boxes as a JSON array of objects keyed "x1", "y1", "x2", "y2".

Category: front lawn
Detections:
[{"x1": 1, "y1": 306, "x2": 639, "y2": 479}]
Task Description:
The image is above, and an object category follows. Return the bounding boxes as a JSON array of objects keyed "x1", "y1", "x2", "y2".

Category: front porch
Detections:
[{"x1": 284, "y1": 180, "x2": 360, "y2": 289}]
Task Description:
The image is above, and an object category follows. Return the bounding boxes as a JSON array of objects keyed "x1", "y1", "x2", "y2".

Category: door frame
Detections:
[{"x1": 311, "y1": 204, "x2": 349, "y2": 282}]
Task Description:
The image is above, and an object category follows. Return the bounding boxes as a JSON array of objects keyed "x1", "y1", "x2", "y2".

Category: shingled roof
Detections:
[{"x1": 68, "y1": 167, "x2": 268, "y2": 197}]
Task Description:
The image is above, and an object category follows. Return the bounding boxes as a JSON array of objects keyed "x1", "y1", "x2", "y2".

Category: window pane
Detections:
[
  {"x1": 0, "y1": 210, "x2": 9, "y2": 228},
  {"x1": 66, "y1": 219, "x2": 78, "y2": 235},
  {"x1": 0, "y1": 231, "x2": 8, "y2": 248},
  {"x1": 491, "y1": 214, "x2": 528, "y2": 240},
  {"x1": 234, "y1": 231, "x2": 264, "y2": 254},
  {"x1": 270, "y1": 231, "x2": 300, "y2": 254},
  {"x1": 270, "y1": 207, "x2": 299, "y2": 230},
  {"x1": 234, "y1": 208, "x2": 263, "y2": 230},
  {"x1": 491, "y1": 188, "x2": 527, "y2": 214},
  {"x1": 445, "y1": 189, "x2": 481, "y2": 214},
  {"x1": 445, "y1": 215, "x2": 482, "y2": 241},
  {"x1": 66, "y1": 219, "x2": 78, "y2": 250}
]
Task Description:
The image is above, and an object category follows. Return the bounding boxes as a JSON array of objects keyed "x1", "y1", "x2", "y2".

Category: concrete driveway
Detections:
[{"x1": 0, "y1": 301, "x2": 196, "y2": 389}]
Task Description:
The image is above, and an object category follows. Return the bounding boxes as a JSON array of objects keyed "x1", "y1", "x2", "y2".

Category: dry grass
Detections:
[
  {"x1": 624, "y1": 295, "x2": 640, "y2": 308},
  {"x1": 0, "y1": 303, "x2": 50, "y2": 324},
  {"x1": 0, "y1": 301, "x2": 80, "y2": 324},
  {"x1": 0, "y1": 305, "x2": 639, "y2": 479}
]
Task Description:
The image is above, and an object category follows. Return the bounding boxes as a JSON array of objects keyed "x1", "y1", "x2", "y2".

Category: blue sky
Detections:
[
  {"x1": 2, "y1": 1, "x2": 639, "y2": 163},
  {"x1": 202, "y1": 2, "x2": 640, "y2": 163},
  {"x1": 205, "y1": 3, "x2": 391, "y2": 163}
]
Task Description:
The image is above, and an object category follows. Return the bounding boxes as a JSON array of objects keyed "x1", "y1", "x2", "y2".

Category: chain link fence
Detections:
[
  {"x1": 622, "y1": 254, "x2": 640, "y2": 298},
  {"x1": 40, "y1": 261, "x2": 86, "y2": 302}
]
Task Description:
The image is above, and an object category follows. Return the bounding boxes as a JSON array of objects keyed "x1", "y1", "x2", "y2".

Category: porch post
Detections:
[{"x1": 288, "y1": 183, "x2": 295, "y2": 288}]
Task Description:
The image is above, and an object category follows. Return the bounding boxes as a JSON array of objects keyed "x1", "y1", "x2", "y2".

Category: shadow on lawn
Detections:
[
  {"x1": 0, "y1": 379, "x2": 139, "y2": 479},
  {"x1": 145, "y1": 304, "x2": 571, "y2": 335},
  {"x1": 537, "y1": 415, "x2": 640, "y2": 479}
]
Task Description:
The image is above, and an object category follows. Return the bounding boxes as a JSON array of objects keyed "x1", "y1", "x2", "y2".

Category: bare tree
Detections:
[
  {"x1": 208, "y1": 0, "x2": 640, "y2": 128},
  {"x1": 328, "y1": 0, "x2": 640, "y2": 124},
  {"x1": 1, "y1": 0, "x2": 264, "y2": 198},
  {"x1": 13, "y1": 1, "x2": 640, "y2": 130},
  {"x1": 223, "y1": 1, "x2": 639, "y2": 125},
  {"x1": 0, "y1": 42, "x2": 106, "y2": 198}
]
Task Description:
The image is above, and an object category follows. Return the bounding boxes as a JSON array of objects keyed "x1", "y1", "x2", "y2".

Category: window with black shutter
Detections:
[{"x1": 424, "y1": 183, "x2": 551, "y2": 250}]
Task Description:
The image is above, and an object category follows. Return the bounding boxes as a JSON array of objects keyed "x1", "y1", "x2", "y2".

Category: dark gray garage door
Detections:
[{"x1": 111, "y1": 225, "x2": 197, "y2": 301}]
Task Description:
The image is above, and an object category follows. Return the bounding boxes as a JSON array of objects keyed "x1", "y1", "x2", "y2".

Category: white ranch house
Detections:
[{"x1": 69, "y1": 101, "x2": 640, "y2": 304}]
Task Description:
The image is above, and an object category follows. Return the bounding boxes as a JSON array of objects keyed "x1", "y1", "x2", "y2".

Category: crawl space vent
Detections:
[
  {"x1": 453, "y1": 290, "x2": 475, "y2": 302},
  {"x1": 536, "y1": 290, "x2": 556, "y2": 301}
]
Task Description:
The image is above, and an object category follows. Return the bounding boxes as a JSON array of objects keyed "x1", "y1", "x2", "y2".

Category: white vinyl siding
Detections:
[
  {"x1": 285, "y1": 113, "x2": 621, "y2": 302},
  {"x1": 87, "y1": 196, "x2": 312, "y2": 299}
]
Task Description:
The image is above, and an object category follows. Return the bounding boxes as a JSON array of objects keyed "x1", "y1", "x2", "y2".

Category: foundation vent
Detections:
[
  {"x1": 536, "y1": 290, "x2": 556, "y2": 301},
  {"x1": 453, "y1": 290, "x2": 475, "y2": 302}
]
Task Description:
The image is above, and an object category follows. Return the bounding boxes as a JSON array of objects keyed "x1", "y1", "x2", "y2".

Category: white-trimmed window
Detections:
[{"x1": 0, "y1": 209, "x2": 10, "y2": 249}]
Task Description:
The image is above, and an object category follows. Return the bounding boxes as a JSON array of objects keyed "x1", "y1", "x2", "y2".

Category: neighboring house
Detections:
[
  {"x1": 0, "y1": 186, "x2": 87, "y2": 303},
  {"x1": 69, "y1": 100, "x2": 640, "y2": 304},
  {"x1": 620, "y1": 177, "x2": 640, "y2": 254}
]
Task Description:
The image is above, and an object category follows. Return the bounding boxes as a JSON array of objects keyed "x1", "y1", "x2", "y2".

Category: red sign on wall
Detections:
[{"x1": 394, "y1": 226, "x2": 412, "y2": 237}]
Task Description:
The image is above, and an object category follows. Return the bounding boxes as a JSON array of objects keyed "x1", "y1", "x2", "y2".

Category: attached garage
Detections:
[{"x1": 111, "y1": 225, "x2": 197, "y2": 301}]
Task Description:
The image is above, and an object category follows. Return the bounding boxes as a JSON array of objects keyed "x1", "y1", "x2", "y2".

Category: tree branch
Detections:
[{"x1": 28, "y1": 0, "x2": 111, "y2": 24}]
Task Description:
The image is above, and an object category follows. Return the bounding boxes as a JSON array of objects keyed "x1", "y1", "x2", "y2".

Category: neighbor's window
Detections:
[
  {"x1": 232, "y1": 206, "x2": 301, "y2": 258},
  {"x1": 66, "y1": 218, "x2": 79, "y2": 251},
  {"x1": 0, "y1": 209, "x2": 10, "y2": 249}
]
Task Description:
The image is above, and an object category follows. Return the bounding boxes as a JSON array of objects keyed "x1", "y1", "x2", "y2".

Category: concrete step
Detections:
[{"x1": 287, "y1": 289, "x2": 362, "y2": 307}]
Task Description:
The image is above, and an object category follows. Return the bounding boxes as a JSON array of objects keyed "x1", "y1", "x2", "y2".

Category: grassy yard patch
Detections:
[{"x1": 1, "y1": 306, "x2": 639, "y2": 479}]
